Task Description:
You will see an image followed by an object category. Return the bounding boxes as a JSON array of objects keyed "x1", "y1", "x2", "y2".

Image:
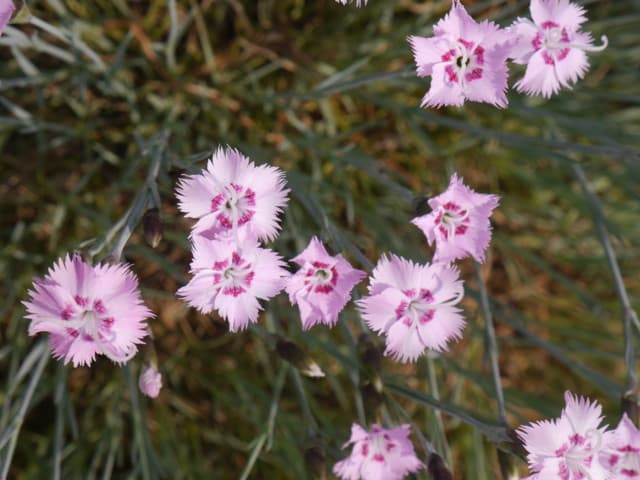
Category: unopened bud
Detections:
[
  {"x1": 275, "y1": 336, "x2": 324, "y2": 378},
  {"x1": 427, "y1": 453, "x2": 453, "y2": 480},
  {"x1": 498, "y1": 449, "x2": 520, "y2": 480},
  {"x1": 357, "y1": 334, "x2": 382, "y2": 379},
  {"x1": 304, "y1": 437, "x2": 326, "y2": 480},
  {"x1": 413, "y1": 195, "x2": 432, "y2": 217},
  {"x1": 142, "y1": 208, "x2": 163, "y2": 248},
  {"x1": 360, "y1": 381, "x2": 383, "y2": 417},
  {"x1": 622, "y1": 388, "x2": 640, "y2": 425}
]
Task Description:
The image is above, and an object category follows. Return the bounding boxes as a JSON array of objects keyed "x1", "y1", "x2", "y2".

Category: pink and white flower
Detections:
[
  {"x1": 24, "y1": 255, "x2": 151, "y2": 367},
  {"x1": 139, "y1": 365, "x2": 162, "y2": 398},
  {"x1": 176, "y1": 146, "x2": 289, "y2": 242},
  {"x1": 510, "y1": 0, "x2": 608, "y2": 97},
  {"x1": 0, "y1": 0, "x2": 14, "y2": 36},
  {"x1": 412, "y1": 173, "x2": 499, "y2": 264},
  {"x1": 357, "y1": 254, "x2": 465, "y2": 362},
  {"x1": 517, "y1": 391, "x2": 610, "y2": 480},
  {"x1": 333, "y1": 423, "x2": 424, "y2": 480},
  {"x1": 408, "y1": 1, "x2": 512, "y2": 108},
  {"x1": 286, "y1": 237, "x2": 366, "y2": 330},
  {"x1": 177, "y1": 234, "x2": 289, "y2": 332},
  {"x1": 600, "y1": 413, "x2": 640, "y2": 478}
]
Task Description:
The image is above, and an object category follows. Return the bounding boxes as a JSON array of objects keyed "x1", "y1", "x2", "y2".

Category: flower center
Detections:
[
  {"x1": 435, "y1": 202, "x2": 469, "y2": 239},
  {"x1": 302, "y1": 261, "x2": 339, "y2": 294},
  {"x1": 360, "y1": 430, "x2": 396, "y2": 465},
  {"x1": 212, "y1": 251, "x2": 255, "y2": 297},
  {"x1": 210, "y1": 183, "x2": 256, "y2": 232},
  {"x1": 441, "y1": 38, "x2": 485, "y2": 86}
]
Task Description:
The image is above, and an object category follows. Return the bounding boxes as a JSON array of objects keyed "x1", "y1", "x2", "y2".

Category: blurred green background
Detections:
[{"x1": 1, "y1": 0, "x2": 639, "y2": 478}]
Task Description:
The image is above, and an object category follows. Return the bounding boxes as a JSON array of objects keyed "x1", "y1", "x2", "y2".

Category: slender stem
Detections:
[
  {"x1": 573, "y1": 163, "x2": 638, "y2": 392},
  {"x1": 290, "y1": 369, "x2": 318, "y2": 432},
  {"x1": 0, "y1": 345, "x2": 49, "y2": 480},
  {"x1": 426, "y1": 355, "x2": 451, "y2": 464},
  {"x1": 124, "y1": 365, "x2": 151, "y2": 480},
  {"x1": 52, "y1": 364, "x2": 67, "y2": 480},
  {"x1": 475, "y1": 262, "x2": 508, "y2": 428}
]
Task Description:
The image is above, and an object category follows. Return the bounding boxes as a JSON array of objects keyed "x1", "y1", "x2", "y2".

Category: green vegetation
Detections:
[{"x1": 1, "y1": 0, "x2": 639, "y2": 478}]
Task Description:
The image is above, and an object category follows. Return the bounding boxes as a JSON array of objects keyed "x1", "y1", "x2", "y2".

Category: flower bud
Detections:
[
  {"x1": 138, "y1": 365, "x2": 162, "y2": 398},
  {"x1": 274, "y1": 336, "x2": 324, "y2": 378},
  {"x1": 304, "y1": 436, "x2": 326, "y2": 480},
  {"x1": 142, "y1": 208, "x2": 163, "y2": 248},
  {"x1": 357, "y1": 333, "x2": 382, "y2": 379},
  {"x1": 427, "y1": 453, "x2": 453, "y2": 480}
]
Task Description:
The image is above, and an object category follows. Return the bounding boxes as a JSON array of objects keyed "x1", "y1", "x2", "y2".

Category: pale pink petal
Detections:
[{"x1": 0, "y1": 0, "x2": 14, "y2": 36}]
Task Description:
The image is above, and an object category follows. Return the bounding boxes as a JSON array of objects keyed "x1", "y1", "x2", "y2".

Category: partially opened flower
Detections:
[
  {"x1": 139, "y1": 365, "x2": 162, "y2": 398},
  {"x1": 0, "y1": 0, "x2": 14, "y2": 36},
  {"x1": 357, "y1": 254, "x2": 465, "y2": 362},
  {"x1": 177, "y1": 234, "x2": 289, "y2": 332},
  {"x1": 334, "y1": 0, "x2": 368, "y2": 6},
  {"x1": 176, "y1": 146, "x2": 289, "y2": 242},
  {"x1": 510, "y1": 0, "x2": 608, "y2": 97},
  {"x1": 600, "y1": 413, "x2": 640, "y2": 477},
  {"x1": 408, "y1": 1, "x2": 512, "y2": 108},
  {"x1": 517, "y1": 391, "x2": 610, "y2": 479},
  {"x1": 412, "y1": 173, "x2": 499, "y2": 264},
  {"x1": 286, "y1": 237, "x2": 366, "y2": 330},
  {"x1": 24, "y1": 255, "x2": 151, "y2": 367},
  {"x1": 333, "y1": 423, "x2": 424, "y2": 480}
]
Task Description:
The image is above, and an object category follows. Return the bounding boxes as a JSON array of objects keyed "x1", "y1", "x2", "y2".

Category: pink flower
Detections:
[
  {"x1": 177, "y1": 234, "x2": 289, "y2": 332},
  {"x1": 285, "y1": 237, "x2": 366, "y2": 330},
  {"x1": 335, "y1": 0, "x2": 367, "y2": 6},
  {"x1": 412, "y1": 173, "x2": 499, "y2": 264},
  {"x1": 510, "y1": 0, "x2": 608, "y2": 97},
  {"x1": 0, "y1": 0, "x2": 14, "y2": 36},
  {"x1": 333, "y1": 423, "x2": 424, "y2": 480},
  {"x1": 408, "y1": 1, "x2": 512, "y2": 108},
  {"x1": 517, "y1": 391, "x2": 610, "y2": 480},
  {"x1": 139, "y1": 365, "x2": 162, "y2": 398},
  {"x1": 176, "y1": 146, "x2": 289, "y2": 242},
  {"x1": 600, "y1": 413, "x2": 640, "y2": 478},
  {"x1": 24, "y1": 255, "x2": 152, "y2": 367},
  {"x1": 357, "y1": 254, "x2": 465, "y2": 362}
]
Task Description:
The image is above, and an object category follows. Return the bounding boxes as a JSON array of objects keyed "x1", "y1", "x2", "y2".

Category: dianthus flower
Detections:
[
  {"x1": 412, "y1": 173, "x2": 499, "y2": 264},
  {"x1": 517, "y1": 391, "x2": 610, "y2": 480},
  {"x1": 600, "y1": 413, "x2": 640, "y2": 478},
  {"x1": 24, "y1": 255, "x2": 151, "y2": 367},
  {"x1": 285, "y1": 237, "x2": 366, "y2": 330},
  {"x1": 333, "y1": 423, "x2": 424, "y2": 480},
  {"x1": 139, "y1": 365, "x2": 162, "y2": 398},
  {"x1": 510, "y1": 0, "x2": 608, "y2": 97},
  {"x1": 408, "y1": 0, "x2": 512, "y2": 108},
  {"x1": 357, "y1": 254, "x2": 465, "y2": 362},
  {"x1": 177, "y1": 234, "x2": 289, "y2": 332},
  {"x1": 176, "y1": 146, "x2": 289, "y2": 242},
  {"x1": 0, "y1": 0, "x2": 14, "y2": 36},
  {"x1": 334, "y1": 0, "x2": 367, "y2": 6}
]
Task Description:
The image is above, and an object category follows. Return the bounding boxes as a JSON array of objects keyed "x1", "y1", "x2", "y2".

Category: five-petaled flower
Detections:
[
  {"x1": 408, "y1": 0, "x2": 512, "y2": 108},
  {"x1": 510, "y1": 0, "x2": 608, "y2": 97},
  {"x1": 333, "y1": 423, "x2": 424, "y2": 480},
  {"x1": 412, "y1": 173, "x2": 499, "y2": 264},
  {"x1": 600, "y1": 413, "x2": 640, "y2": 478},
  {"x1": 357, "y1": 254, "x2": 465, "y2": 362},
  {"x1": 177, "y1": 234, "x2": 289, "y2": 332},
  {"x1": 286, "y1": 237, "x2": 366, "y2": 330},
  {"x1": 139, "y1": 365, "x2": 163, "y2": 398},
  {"x1": 0, "y1": 0, "x2": 14, "y2": 36},
  {"x1": 517, "y1": 391, "x2": 610, "y2": 480},
  {"x1": 176, "y1": 146, "x2": 289, "y2": 242},
  {"x1": 24, "y1": 255, "x2": 152, "y2": 367}
]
